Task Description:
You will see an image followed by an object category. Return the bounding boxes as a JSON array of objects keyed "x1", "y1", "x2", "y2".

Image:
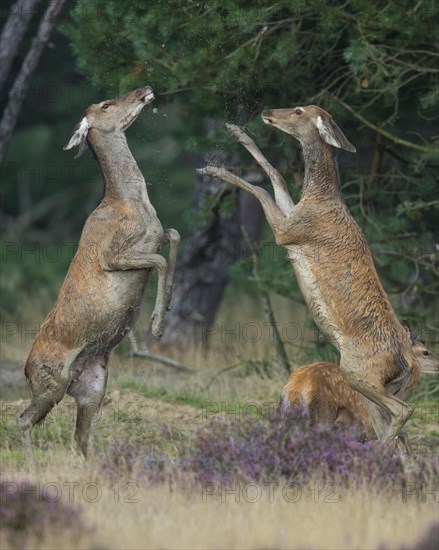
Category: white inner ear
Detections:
[
  {"x1": 316, "y1": 115, "x2": 341, "y2": 149},
  {"x1": 64, "y1": 117, "x2": 89, "y2": 150}
]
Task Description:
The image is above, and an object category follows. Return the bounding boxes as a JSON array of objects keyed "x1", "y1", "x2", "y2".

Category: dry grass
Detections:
[
  {"x1": 1, "y1": 293, "x2": 438, "y2": 549},
  {"x1": 1, "y1": 462, "x2": 438, "y2": 550},
  {"x1": 1, "y1": 375, "x2": 438, "y2": 550},
  {"x1": 92, "y1": 487, "x2": 437, "y2": 550}
]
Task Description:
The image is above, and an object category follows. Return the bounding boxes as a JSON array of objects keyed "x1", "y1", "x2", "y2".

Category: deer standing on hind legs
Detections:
[
  {"x1": 199, "y1": 107, "x2": 423, "y2": 459},
  {"x1": 17, "y1": 87, "x2": 180, "y2": 466}
]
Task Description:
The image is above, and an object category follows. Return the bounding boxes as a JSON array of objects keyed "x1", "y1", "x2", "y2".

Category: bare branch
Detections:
[
  {"x1": 242, "y1": 225, "x2": 291, "y2": 376},
  {"x1": 0, "y1": 0, "x2": 42, "y2": 92},
  {"x1": 128, "y1": 332, "x2": 193, "y2": 373},
  {"x1": 0, "y1": 0, "x2": 67, "y2": 161},
  {"x1": 204, "y1": 361, "x2": 249, "y2": 390},
  {"x1": 131, "y1": 349, "x2": 193, "y2": 373}
]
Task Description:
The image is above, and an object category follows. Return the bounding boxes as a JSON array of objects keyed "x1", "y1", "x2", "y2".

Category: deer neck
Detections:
[
  {"x1": 87, "y1": 129, "x2": 150, "y2": 205},
  {"x1": 301, "y1": 141, "x2": 342, "y2": 201}
]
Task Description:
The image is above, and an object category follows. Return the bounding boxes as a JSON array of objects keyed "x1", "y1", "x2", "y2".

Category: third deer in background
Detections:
[{"x1": 278, "y1": 323, "x2": 439, "y2": 438}]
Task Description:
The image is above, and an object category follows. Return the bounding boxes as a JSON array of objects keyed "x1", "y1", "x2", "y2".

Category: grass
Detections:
[
  {"x1": 119, "y1": 379, "x2": 209, "y2": 410},
  {"x1": 1, "y1": 465, "x2": 438, "y2": 550},
  {"x1": 1, "y1": 365, "x2": 438, "y2": 549},
  {"x1": 1, "y1": 284, "x2": 438, "y2": 549},
  {"x1": 78, "y1": 487, "x2": 437, "y2": 550}
]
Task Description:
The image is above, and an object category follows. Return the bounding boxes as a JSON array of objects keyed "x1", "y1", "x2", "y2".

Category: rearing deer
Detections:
[
  {"x1": 17, "y1": 87, "x2": 180, "y2": 464},
  {"x1": 200, "y1": 107, "x2": 422, "y2": 452}
]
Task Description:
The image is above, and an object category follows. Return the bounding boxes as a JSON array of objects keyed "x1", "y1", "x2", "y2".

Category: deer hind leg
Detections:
[
  {"x1": 276, "y1": 393, "x2": 296, "y2": 428},
  {"x1": 17, "y1": 353, "x2": 73, "y2": 467},
  {"x1": 397, "y1": 429, "x2": 413, "y2": 457},
  {"x1": 341, "y1": 372, "x2": 413, "y2": 449},
  {"x1": 18, "y1": 398, "x2": 62, "y2": 468},
  {"x1": 67, "y1": 354, "x2": 108, "y2": 459},
  {"x1": 360, "y1": 394, "x2": 416, "y2": 479},
  {"x1": 309, "y1": 398, "x2": 339, "y2": 427}
]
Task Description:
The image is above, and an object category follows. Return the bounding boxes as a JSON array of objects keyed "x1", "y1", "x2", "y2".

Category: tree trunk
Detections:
[
  {"x1": 0, "y1": 0, "x2": 66, "y2": 161},
  {"x1": 159, "y1": 117, "x2": 265, "y2": 348},
  {"x1": 0, "y1": 0, "x2": 42, "y2": 92}
]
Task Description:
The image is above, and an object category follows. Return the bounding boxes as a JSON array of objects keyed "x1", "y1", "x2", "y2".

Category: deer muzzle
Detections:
[
  {"x1": 141, "y1": 87, "x2": 154, "y2": 104},
  {"x1": 262, "y1": 110, "x2": 273, "y2": 124}
]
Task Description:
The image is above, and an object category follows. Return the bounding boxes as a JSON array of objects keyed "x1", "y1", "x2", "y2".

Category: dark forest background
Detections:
[{"x1": 1, "y1": 0, "x2": 438, "y2": 365}]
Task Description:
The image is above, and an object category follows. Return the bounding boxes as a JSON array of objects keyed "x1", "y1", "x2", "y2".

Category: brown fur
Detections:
[
  {"x1": 201, "y1": 107, "x2": 426, "y2": 451},
  {"x1": 17, "y1": 87, "x2": 180, "y2": 464},
  {"x1": 281, "y1": 362, "x2": 371, "y2": 435},
  {"x1": 279, "y1": 337, "x2": 438, "y2": 438}
]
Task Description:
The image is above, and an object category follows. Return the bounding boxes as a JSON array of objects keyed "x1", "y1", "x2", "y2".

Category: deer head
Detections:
[
  {"x1": 401, "y1": 320, "x2": 439, "y2": 374},
  {"x1": 262, "y1": 105, "x2": 356, "y2": 153},
  {"x1": 63, "y1": 86, "x2": 154, "y2": 157},
  {"x1": 412, "y1": 340, "x2": 439, "y2": 374}
]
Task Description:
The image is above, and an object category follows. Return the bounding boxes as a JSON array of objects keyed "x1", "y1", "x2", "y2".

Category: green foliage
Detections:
[
  {"x1": 65, "y1": 0, "x2": 438, "y2": 122},
  {"x1": 230, "y1": 237, "x2": 299, "y2": 299},
  {"x1": 0, "y1": 239, "x2": 74, "y2": 315},
  {"x1": 63, "y1": 0, "x2": 439, "y2": 325},
  {"x1": 2, "y1": 1, "x2": 438, "y2": 345}
]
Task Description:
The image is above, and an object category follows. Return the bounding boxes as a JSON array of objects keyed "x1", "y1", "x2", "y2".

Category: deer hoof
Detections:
[{"x1": 151, "y1": 313, "x2": 164, "y2": 338}]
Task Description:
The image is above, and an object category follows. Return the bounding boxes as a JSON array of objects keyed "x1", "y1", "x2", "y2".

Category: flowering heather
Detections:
[
  {"x1": 98, "y1": 410, "x2": 429, "y2": 491},
  {"x1": 99, "y1": 443, "x2": 140, "y2": 475},
  {"x1": 100, "y1": 443, "x2": 175, "y2": 486},
  {"x1": 1, "y1": 481, "x2": 90, "y2": 548},
  {"x1": 180, "y1": 414, "x2": 405, "y2": 488}
]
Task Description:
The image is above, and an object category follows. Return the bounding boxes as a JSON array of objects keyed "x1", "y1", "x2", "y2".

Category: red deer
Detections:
[
  {"x1": 278, "y1": 327, "x2": 439, "y2": 438},
  {"x1": 17, "y1": 87, "x2": 180, "y2": 465},
  {"x1": 199, "y1": 108, "x2": 425, "y2": 454}
]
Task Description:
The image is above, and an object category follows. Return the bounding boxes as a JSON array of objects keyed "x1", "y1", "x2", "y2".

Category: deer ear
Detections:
[
  {"x1": 315, "y1": 115, "x2": 356, "y2": 153},
  {"x1": 63, "y1": 116, "x2": 89, "y2": 158},
  {"x1": 401, "y1": 319, "x2": 415, "y2": 343}
]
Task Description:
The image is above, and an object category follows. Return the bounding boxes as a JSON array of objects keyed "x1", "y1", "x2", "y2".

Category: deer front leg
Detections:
[
  {"x1": 198, "y1": 165, "x2": 309, "y2": 246},
  {"x1": 225, "y1": 123, "x2": 295, "y2": 214},
  {"x1": 105, "y1": 253, "x2": 168, "y2": 337},
  {"x1": 197, "y1": 166, "x2": 287, "y2": 233},
  {"x1": 163, "y1": 228, "x2": 180, "y2": 311}
]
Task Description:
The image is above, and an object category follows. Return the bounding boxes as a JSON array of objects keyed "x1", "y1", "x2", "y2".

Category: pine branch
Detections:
[{"x1": 336, "y1": 99, "x2": 437, "y2": 154}]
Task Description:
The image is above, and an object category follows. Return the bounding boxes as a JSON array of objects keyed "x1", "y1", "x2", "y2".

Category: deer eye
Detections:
[
  {"x1": 102, "y1": 103, "x2": 111, "y2": 110},
  {"x1": 423, "y1": 350, "x2": 429, "y2": 357},
  {"x1": 293, "y1": 108, "x2": 302, "y2": 116}
]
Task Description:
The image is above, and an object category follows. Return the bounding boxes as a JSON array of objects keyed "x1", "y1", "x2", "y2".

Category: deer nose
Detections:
[
  {"x1": 262, "y1": 110, "x2": 273, "y2": 123},
  {"x1": 141, "y1": 87, "x2": 154, "y2": 103}
]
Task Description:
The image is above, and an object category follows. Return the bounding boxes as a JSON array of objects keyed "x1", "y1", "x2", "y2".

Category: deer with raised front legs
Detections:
[
  {"x1": 199, "y1": 106, "x2": 425, "y2": 456},
  {"x1": 17, "y1": 87, "x2": 180, "y2": 465}
]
